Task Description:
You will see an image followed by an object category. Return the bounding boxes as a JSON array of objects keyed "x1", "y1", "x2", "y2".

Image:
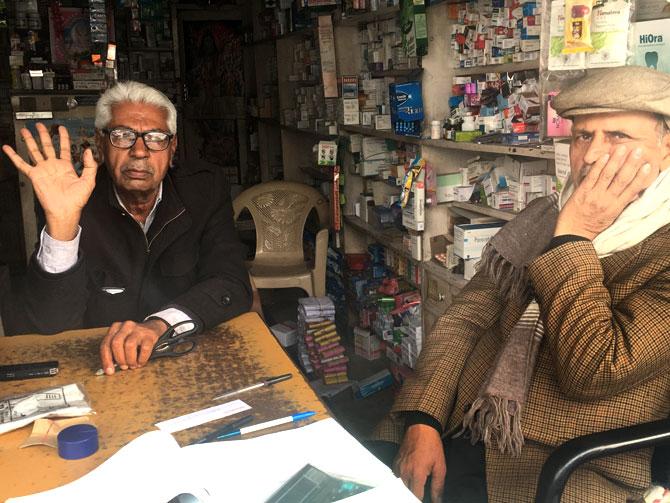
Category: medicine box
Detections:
[
  {"x1": 436, "y1": 173, "x2": 463, "y2": 203},
  {"x1": 454, "y1": 222, "x2": 505, "y2": 259},
  {"x1": 464, "y1": 257, "x2": 481, "y2": 281},
  {"x1": 354, "y1": 368, "x2": 394, "y2": 399},
  {"x1": 375, "y1": 114, "x2": 392, "y2": 130},
  {"x1": 389, "y1": 82, "x2": 424, "y2": 122},
  {"x1": 270, "y1": 321, "x2": 298, "y2": 347}
]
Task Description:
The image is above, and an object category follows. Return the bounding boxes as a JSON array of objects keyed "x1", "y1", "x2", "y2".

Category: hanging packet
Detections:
[
  {"x1": 587, "y1": 0, "x2": 633, "y2": 67},
  {"x1": 563, "y1": 0, "x2": 595, "y2": 53}
]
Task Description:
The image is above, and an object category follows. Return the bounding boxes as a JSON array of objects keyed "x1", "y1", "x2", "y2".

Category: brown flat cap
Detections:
[{"x1": 552, "y1": 66, "x2": 670, "y2": 128}]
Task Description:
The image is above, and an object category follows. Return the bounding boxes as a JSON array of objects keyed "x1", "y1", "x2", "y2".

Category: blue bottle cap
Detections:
[{"x1": 57, "y1": 424, "x2": 99, "y2": 460}]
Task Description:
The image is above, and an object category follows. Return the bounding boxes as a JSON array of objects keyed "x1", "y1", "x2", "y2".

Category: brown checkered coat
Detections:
[{"x1": 373, "y1": 224, "x2": 670, "y2": 503}]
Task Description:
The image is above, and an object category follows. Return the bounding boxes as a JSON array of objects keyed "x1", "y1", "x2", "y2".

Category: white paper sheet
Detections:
[
  {"x1": 154, "y1": 399, "x2": 250, "y2": 433},
  {"x1": 8, "y1": 419, "x2": 419, "y2": 503},
  {"x1": 7, "y1": 430, "x2": 181, "y2": 503}
]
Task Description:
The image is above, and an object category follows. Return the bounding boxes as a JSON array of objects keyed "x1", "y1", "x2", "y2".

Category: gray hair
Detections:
[{"x1": 95, "y1": 81, "x2": 177, "y2": 134}]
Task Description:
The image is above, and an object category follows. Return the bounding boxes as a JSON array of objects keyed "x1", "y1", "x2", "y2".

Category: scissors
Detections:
[
  {"x1": 149, "y1": 320, "x2": 198, "y2": 360},
  {"x1": 95, "y1": 321, "x2": 197, "y2": 375}
]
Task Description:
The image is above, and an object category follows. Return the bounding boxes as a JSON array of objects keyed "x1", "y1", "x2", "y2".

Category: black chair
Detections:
[{"x1": 535, "y1": 417, "x2": 670, "y2": 503}]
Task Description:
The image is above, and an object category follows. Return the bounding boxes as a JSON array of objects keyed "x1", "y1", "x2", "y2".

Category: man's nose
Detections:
[
  {"x1": 582, "y1": 135, "x2": 609, "y2": 165},
  {"x1": 129, "y1": 136, "x2": 149, "y2": 157}
]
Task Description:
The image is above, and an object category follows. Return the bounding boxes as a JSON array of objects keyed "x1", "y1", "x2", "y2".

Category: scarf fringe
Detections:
[
  {"x1": 478, "y1": 243, "x2": 531, "y2": 305},
  {"x1": 460, "y1": 396, "x2": 524, "y2": 457}
]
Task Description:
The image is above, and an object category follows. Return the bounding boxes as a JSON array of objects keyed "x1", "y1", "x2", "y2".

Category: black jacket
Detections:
[{"x1": 3, "y1": 164, "x2": 252, "y2": 335}]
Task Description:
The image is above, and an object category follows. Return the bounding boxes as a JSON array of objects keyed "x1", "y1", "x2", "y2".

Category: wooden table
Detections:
[{"x1": 0, "y1": 313, "x2": 328, "y2": 501}]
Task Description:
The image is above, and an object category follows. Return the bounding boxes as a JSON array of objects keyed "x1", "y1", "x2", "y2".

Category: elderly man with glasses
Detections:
[{"x1": 1, "y1": 81, "x2": 252, "y2": 375}]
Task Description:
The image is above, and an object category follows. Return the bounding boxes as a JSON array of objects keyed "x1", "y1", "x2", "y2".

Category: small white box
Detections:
[
  {"x1": 375, "y1": 114, "x2": 392, "y2": 130},
  {"x1": 520, "y1": 39, "x2": 540, "y2": 52},
  {"x1": 342, "y1": 112, "x2": 360, "y2": 125},
  {"x1": 464, "y1": 257, "x2": 481, "y2": 281},
  {"x1": 455, "y1": 185, "x2": 476, "y2": 202},
  {"x1": 361, "y1": 111, "x2": 375, "y2": 126},
  {"x1": 454, "y1": 222, "x2": 505, "y2": 259},
  {"x1": 341, "y1": 98, "x2": 359, "y2": 114},
  {"x1": 270, "y1": 321, "x2": 298, "y2": 347}
]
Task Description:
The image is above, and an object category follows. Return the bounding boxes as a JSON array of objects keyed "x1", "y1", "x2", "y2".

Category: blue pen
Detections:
[
  {"x1": 216, "y1": 411, "x2": 316, "y2": 440},
  {"x1": 192, "y1": 414, "x2": 254, "y2": 444}
]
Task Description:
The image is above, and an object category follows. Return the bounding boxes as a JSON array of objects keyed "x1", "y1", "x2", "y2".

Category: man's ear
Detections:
[
  {"x1": 94, "y1": 130, "x2": 105, "y2": 165},
  {"x1": 661, "y1": 128, "x2": 670, "y2": 172},
  {"x1": 169, "y1": 135, "x2": 178, "y2": 168}
]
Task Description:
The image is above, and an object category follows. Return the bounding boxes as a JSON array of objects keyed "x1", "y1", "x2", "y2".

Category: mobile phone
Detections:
[{"x1": 0, "y1": 361, "x2": 59, "y2": 381}]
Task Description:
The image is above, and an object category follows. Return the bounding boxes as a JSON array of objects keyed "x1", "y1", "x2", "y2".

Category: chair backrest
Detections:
[{"x1": 233, "y1": 181, "x2": 329, "y2": 267}]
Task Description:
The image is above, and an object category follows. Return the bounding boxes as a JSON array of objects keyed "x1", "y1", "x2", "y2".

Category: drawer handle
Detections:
[{"x1": 438, "y1": 293, "x2": 445, "y2": 301}]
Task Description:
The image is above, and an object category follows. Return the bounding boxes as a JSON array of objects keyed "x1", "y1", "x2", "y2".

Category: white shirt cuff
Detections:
[
  {"x1": 36, "y1": 226, "x2": 82, "y2": 274},
  {"x1": 146, "y1": 308, "x2": 196, "y2": 334}
]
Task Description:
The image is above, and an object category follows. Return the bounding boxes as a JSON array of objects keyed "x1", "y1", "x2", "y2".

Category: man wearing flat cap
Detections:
[{"x1": 369, "y1": 66, "x2": 670, "y2": 502}]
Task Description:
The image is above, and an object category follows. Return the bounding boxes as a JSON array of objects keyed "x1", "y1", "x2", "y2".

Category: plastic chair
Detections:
[
  {"x1": 534, "y1": 417, "x2": 670, "y2": 503},
  {"x1": 233, "y1": 181, "x2": 329, "y2": 297}
]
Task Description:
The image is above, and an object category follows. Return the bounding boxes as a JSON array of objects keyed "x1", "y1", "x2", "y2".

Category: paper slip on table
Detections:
[{"x1": 0, "y1": 312, "x2": 328, "y2": 501}]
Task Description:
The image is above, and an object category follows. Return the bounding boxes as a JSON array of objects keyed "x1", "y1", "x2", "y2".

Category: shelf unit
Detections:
[
  {"x1": 331, "y1": 3, "x2": 557, "y2": 338},
  {"x1": 246, "y1": 2, "x2": 555, "y2": 345}
]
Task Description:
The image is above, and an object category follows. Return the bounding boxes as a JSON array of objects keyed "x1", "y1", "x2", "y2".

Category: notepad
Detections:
[{"x1": 154, "y1": 399, "x2": 251, "y2": 434}]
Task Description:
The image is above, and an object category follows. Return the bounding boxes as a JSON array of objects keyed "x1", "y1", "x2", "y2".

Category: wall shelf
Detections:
[
  {"x1": 370, "y1": 68, "x2": 422, "y2": 79},
  {"x1": 421, "y1": 138, "x2": 555, "y2": 159},
  {"x1": 280, "y1": 124, "x2": 336, "y2": 141},
  {"x1": 343, "y1": 215, "x2": 419, "y2": 264},
  {"x1": 453, "y1": 60, "x2": 539, "y2": 77},
  {"x1": 449, "y1": 201, "x2": 518, "y2": 222},
  {"x1": 339, "y1": 124, "x2": 421, "y2": 145},
  {"x1": 335, "y1": 6, "x2": 400, "y2": 26},
  {"x1": 247, "y1": 27, "x2": 313, "y2": 46}
]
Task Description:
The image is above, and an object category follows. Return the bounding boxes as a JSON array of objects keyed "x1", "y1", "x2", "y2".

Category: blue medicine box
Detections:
[{"x1": 390, "y1": 82, "x2": 424, "y2": 122}]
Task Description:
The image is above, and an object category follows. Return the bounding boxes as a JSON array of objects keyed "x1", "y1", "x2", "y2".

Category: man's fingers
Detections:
[
  {"x1": 137, "y1": 338, "x2": 154, "y2": 366},
  {"x1": 20, "y1": 128, "x2": 45, "y2": 164},
  {"x1": 430, "y1": 464, "x2": 446, "y2": 503},
  {"x1": 100, "y1": 322, "x2": 122, "y2": 374},
  {"x1": 408, "y1": 472, "x2": 426, "y2": 500},
  {"x1": 607, "y1": 147, "x2": 646, "y2": 197},
  {"x1": 620, "y1": 162, "x2": 657, "y2": 203},
  {"x1": 81, "y1": 148, "x2": 98, "y2": 182},
  {"x1": 58, "y1": 126, "x2": 72, "y2": 161},
  {"x1": 578, "y1": 151, "x2": 610, "y2": 191},
  {"x1": 1, "y1": 145, "x2": 33, "y2": 176},
  {"x1": 35, "y1": 123, "x2": 56, "y2": 159},
  {"x1": 124, "y1": 334, "x2": 141, "y2": 369},
  {"x1": 110, "y1": 322, "x2": 136, "y2": 370},
  {"x1": 593, "y1": 145, "x2": 627, "y2": 191}
]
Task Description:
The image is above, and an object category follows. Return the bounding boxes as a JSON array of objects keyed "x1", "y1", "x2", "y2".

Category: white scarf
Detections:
[{"x1": 559, "y1": 168, "x2": 670, "y2": 258}]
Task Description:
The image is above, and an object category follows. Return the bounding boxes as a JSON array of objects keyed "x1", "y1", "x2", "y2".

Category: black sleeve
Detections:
[
  {"x1": 404, "y1": 411, "x2": 443, "y2": 434},
  {"x1": 545, "y1": 235, "x2": 590, "y2": 252},
  {"x1": 164, "y1": 173, "x2": 252, "y2": 330},
  {"x1": 2, "y1": 253, "x2": 89, "y2": 335}
]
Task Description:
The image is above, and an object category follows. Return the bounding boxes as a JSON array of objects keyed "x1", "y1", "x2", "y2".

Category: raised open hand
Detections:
[{"x1": 2, "y1": 122, "x2": 98, "y2": 241}]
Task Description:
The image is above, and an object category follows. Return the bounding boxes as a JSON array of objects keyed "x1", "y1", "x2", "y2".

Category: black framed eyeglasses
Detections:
[{"x1": 103, "y1": 127, "x2": 174, "y2": 152}]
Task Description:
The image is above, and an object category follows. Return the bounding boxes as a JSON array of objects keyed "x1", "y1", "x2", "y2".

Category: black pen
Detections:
[
  {"x1": 192, "y1": 414, "x2": 254, "y2": 444},
  {"x1": 212, "y1": 373, "x2": 293, "y2": 401}
]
